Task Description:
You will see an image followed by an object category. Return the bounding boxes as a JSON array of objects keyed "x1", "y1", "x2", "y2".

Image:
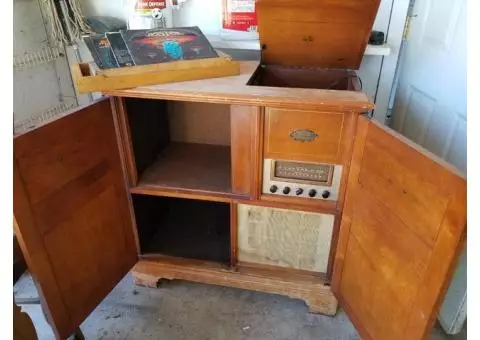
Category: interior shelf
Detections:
[
  {"x1": 125, "y1": 98, "x2": 233, "y2": 201},
  {"x1": 132, "y1": 142, "x2": 232, "y2": 198}
]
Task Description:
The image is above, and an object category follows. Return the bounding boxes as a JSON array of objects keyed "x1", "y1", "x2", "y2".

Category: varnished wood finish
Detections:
[
  {"x1": 230, "y1": 105, "x2": 261, "y2": 197},
  {"x1": 326, "y1": 216, "x2": 342, "y2": 281},
  {"x1": 262, "y1": 109, "x2": 357, "y2": 212},
  {"x1": 13, "y1": 234, "x2": 27, "y2": 284},
  {"x1": 111, "y1": 97, "x2": 138, "y2": 186},
  {"x1": 260, "y1": 194, "x2": 338, "y2": 212},
  {"x1": 132, "y1": 258, "x2": 338, "y2": 315},
  {"x1": 264, "y1": 108, "x2": 348, "y2": 164},
  {"x1": 72, "y1": 55, "x2": 240, "y2": 93},
  {"x1": 248, "y1": 66, "x2": 359, "y2": 91},
  {"x1": 14, "y1": 300, "x2": 38, "y2": 340},
  {"x1": 104, "y1": 62, "x2": 374, "y2": 112},
  {"x1": 335, "y1": 112, "x2": 359, "y2": 210},
  {"x1": 230, "y1": 203, "x2": 238, "y2": 266},
  {"x1": 134, "y1": 142, "x2": 232, "y2": 197},
  {"x1": 110, "y1": 98, "x2": 143, "y2": 258},
  {"x1": 256, "y1": 0, "x2": 381, "y2": 69},
  {"x1": 332, "y1": 116, "x2": 467, "y2": 340},
  {"x1": 13, "y1": 100, "x2": 137, "y2": 339},
  {"x1": 255, "y1": 107, "x2": 266, "y2": 199},
  {"x1": 238, "y1": 196, "x2": 338, "y2": 215},
  {"x1": 168, "y1": 101, "x2": 231, "y2": 146},
  {"x1": 131, "y1": 186, "x2": 246, "y2": 203},
  {"x1": 238, "y1": 261, "x2": 327, "y2": 281},
  {"x1": 124, "y1": 98, "x2": 170, "y2": 178}
]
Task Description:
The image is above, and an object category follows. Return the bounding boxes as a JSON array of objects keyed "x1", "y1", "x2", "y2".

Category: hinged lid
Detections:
[{"x1": 256, "y1": 0, "x2": 381, "y2": 69}]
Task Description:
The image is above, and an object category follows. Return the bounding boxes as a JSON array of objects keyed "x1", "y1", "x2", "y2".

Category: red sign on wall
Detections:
[
  {"x1": 222, "y1": 0, "x2": 257, "y2": 32},
  {"x1": 135, "y1": 1, "x2": 167, "y2": 11}
]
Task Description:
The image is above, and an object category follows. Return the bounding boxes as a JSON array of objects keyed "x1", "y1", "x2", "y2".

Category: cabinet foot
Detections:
[
  {"x1": 132, "y1": 259, "x2": 339, "y2": 316},
  {"x1": 306, "y1": 296, "x2": 338, "y2": 316},
  {"x1": 133, "y1": 272, "x2": 171, "y2": 288}
]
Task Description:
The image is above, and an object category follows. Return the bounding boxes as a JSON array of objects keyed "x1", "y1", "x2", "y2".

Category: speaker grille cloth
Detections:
[{"x1": 237, "y1": 204, "x2": 334, "y2": 273}]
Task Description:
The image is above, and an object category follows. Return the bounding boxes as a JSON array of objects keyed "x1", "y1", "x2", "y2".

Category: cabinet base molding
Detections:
[{"x1": 132, "y1": 258, "x2": 338, "y2": 316}]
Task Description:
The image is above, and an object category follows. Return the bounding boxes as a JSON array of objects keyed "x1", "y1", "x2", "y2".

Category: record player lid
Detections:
[{"x1": 256, "y1": 0, "x2": 381, "y2": 69}]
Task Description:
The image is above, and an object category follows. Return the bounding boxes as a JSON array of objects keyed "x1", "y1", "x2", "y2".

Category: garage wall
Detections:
[{"x1": 14, "y1": 0, "x2": 77, "y2": 132}]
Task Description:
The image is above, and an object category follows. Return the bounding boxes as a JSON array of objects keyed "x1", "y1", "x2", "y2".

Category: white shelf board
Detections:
[
  {"x1": 365, "y1": 44, "x2": 392, "y2": 56},
  {"x1": 206, "y1": 34, "x2": 391, "y2": 56}
]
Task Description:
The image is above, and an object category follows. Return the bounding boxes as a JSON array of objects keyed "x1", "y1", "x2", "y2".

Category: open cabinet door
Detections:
[
  {"x1": 14, "y1": 99, "x2": 138, "y2": 339},
  {"x1": 332, "y1": 116, "x2": 466, "y2": 340}
]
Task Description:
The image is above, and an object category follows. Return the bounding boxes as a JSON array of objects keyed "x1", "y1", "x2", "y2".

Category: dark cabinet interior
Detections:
[
  {"x1": 247, "y1": 66, "x2": 361, "y2": 91},
  {"x1": 132, "y1": 194, "x2": 231, "y2": 263}
]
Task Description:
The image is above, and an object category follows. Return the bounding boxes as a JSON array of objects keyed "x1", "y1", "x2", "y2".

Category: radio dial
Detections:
[
  {"x1": 322, "y1": 190, "x2": 331, "y2": 199},
  {"x1": 308, "y1": 189, "x2": 317, "y2": 198},
  {"x1": 295, "y1": 188, "x2": 304, "y2": 196},
  {"x1": 269, "y1": 185, "x2": 278, "y2": 193},
  {"x1": 283, "y1": 187, "x2": 291, "y2": 195}
]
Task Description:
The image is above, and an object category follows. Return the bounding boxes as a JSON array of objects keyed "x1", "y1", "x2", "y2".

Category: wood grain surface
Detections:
[
  {"x1": 230, "y1": 105, "x2": 262, "y2": 197},
  {"x1": 132, "y1": 257, "x2": 338, "y2": 315},
  {"x1": 72, "y1": 56, "x2": 240, "y2": 93},
  {"x1": 14, "y1": 300, "x2": 38, "y2": 340},
  {"x1": 332, "y1": 116, "x2": 467, "y2": 340},
  {"x1": 256, "y1": 0, "x2": 381, "y2": 69},
  {"x1": 104, "y1": 62, "x2": 374, "y2": 112},
  {"x1": 168, "y1": 101, "x2": 231, "y2": 146},
  {"x1": 14, "y1": 100, "x2": 137, "y2": 339},
  {"x1": 133, "y1": 142, "x2": 232, "y2": 197},
  {"x1": 264, "y1": 108, "x2": 346, "y2": 163}
]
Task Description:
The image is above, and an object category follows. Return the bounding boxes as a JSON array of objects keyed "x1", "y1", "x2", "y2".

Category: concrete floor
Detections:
[{"x1": 14, "y1": 272, "x2": 466, "y2": 340}]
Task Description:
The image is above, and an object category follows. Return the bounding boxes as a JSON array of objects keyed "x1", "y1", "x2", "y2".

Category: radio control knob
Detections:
[
  {"x1": 269, "y1": 185, "x2": 278, "y2": 193},
  {"x1": 295, "y1": 188, "x2": 304, "y2": 196},
  {"x1": 322, "y1": 190, "x2": 331, "y2": 199},
  {"x1": 308, "y1": 189, "x2": 317, "y2": 198},
  {"x1": 283, "y1": 187, "x2": 291, "y2": 195}
]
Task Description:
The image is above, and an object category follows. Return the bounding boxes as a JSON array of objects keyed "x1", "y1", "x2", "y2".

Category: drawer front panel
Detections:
[
  {"x1": 264, "y1": 108, "x2": 345, "y2": 163},
  {"x1": 237, "y1": 204, "x2": 335, "y2": 274}
]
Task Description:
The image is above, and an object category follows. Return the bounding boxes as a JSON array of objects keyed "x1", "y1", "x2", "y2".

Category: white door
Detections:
[{"x1": 391, "y1": 0, "x2": 467, "y2": 334}]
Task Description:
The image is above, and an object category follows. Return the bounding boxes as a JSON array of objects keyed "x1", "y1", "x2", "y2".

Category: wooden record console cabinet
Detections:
[{"x1": 14, "y1": 1, "x2": 466, "y2": 339}]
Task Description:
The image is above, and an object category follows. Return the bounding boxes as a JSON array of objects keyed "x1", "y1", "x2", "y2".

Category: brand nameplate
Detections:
[{"x1": 289, "y1": 129, "x2": 318, "y2": 142}]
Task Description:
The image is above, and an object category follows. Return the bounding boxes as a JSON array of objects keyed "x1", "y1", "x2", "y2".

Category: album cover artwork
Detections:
[
  {"x1": 83, "y1": 36, "x2": 105, "y2": 69},
  {"x1": 84, "y1": 34, "x2": 119, "y2": 69},
  {"x1": 121, "y1": 26, "x2": 218, "y2": 65},
  {"x1": 106, "y1": 32, "x2": 135, "y2": 67}
]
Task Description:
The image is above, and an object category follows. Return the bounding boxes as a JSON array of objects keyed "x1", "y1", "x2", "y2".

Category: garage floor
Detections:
[{"x1": 14, "y1": 272, "x2": 466, "y2": 340}]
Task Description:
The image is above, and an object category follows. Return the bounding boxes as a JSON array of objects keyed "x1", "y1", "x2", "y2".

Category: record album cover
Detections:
[
  {"x1": 83, "y1": 36, "x2": 105, "y2": 69},
  {"x1": 106, "y1": 32, "x2": 135, "y2": 67},
  {"x1": 85, "y1": 34, "x2": 119, "y2": 69},
  {"x1": 121, "y1": 26, "x2": 218, "y2": 66}
]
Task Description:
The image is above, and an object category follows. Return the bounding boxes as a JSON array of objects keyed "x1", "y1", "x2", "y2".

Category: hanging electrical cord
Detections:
[{"x1": 40, "y1": 0, "x2": 92, "y2": 46}]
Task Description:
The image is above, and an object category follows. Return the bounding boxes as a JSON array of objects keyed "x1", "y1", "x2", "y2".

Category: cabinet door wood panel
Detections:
[
  {"x1": 14, "y1": 99, "x2": 137, "y2": 339},
  {"x1": 333, "y1": 116, "x2": 466, "y2": 340}
]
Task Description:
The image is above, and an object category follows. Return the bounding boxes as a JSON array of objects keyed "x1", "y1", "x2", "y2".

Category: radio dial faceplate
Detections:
[{"x1": 262, "y1": 159, "x2": 342, "y2": 201}]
